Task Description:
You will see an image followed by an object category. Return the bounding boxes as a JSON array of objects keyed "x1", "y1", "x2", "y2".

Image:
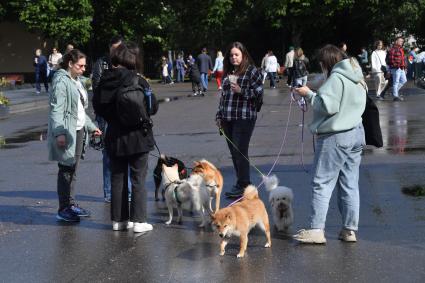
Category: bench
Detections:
[{"x1": 1, "y1": 74, "x2": 24, "y2": 86}]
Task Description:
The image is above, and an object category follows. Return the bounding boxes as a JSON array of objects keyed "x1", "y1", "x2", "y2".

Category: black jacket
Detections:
[{"x1": 93, "y1": 68, "x2": 158, "y2": 157}]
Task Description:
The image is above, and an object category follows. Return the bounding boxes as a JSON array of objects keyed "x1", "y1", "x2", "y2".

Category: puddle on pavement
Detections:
[
  {"x1": 402, "y1": 185, "x2": 425, "y2": 197},
  {"x1": 0, "y1": 129, "x2": 47, "y2": 150}
]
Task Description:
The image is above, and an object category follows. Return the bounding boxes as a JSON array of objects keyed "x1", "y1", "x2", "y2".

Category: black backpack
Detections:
[{"x1": 116, "y1": 75, "x2": 157, "y2": 129}]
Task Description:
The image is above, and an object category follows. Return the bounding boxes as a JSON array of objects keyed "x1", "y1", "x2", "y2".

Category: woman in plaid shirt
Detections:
[{"x1": 216, "y1": 42, "x2": 264, "y2": 198}]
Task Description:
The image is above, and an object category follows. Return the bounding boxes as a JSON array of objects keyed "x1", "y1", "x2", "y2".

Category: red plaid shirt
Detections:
[{"x1": 387, "y1": 46, "x2": 405, "y2": 69}]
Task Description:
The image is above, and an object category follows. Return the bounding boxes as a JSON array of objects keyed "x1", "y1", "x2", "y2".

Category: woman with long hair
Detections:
[
  {"x1": 215, "y1": 42, "x2": 264, "y2": 198},
  {"x1": 292, "y1": 47, "x2": 309, "y2": 87},
  {"x1": 48, "y1": 49, "x2": 101, "y2": 222},
  {"x1": 93, "y1": 42, "x2": 157, "y2": 233},
  {"x1": 213, "y1": 51, "x2": 224, "y2": 90},
  {"x1": 293, "y1": 44, "x2": 366, "y2": 243},
  {"x1": 371, "y1": 40, "x2": 388, "y2": 99}
]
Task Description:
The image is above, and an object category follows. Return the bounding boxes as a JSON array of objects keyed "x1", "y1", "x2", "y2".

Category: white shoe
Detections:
[
  {"x1": 293, "y1": 229, "x2": 326, "y2": 244},
  {"x1": 127, "y1": 221, "x2": 134, "y2": 229},
  {"x1": 133, "y1": 222, "x2": 153, "y2": 233},
  {"x1": 112, "y1": 221, "x2": 127, "y2": 231},
  {"x1": 338, "y1": 229, "x2": 357, "y2": 242}
]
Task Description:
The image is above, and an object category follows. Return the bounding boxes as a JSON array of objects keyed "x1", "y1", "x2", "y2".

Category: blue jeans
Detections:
[
  {"x1": 200, "y1": 73, "x2": 208, "y2": 90},
  {"x1": 176, "y1": 69, "x2": 185, "y2": 82},
  {"x1": 310, "y1": 124, "x2": 365, "y2": 231},
  {"x1": 390, "y1": 68, "x2": 407, "y2": 98},
  {"x1": 35, "y1": 71, "x2": 48, "y2": 92},
  {"x1": 268, "y1": 72, "x2": 276, "y2": 87}
]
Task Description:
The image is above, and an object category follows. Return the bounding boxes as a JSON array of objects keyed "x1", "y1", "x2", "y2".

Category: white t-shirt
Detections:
[
  {"x1": 72, "y1": 78, "x2": 87, "y2": 130},
  {"x1": 49, "y1": 53, "x2": 63, "y2": 69},
  {"x1": 371, "y1": 50, "x2": 387, "y2": 73},
  {"x1": 265, "y1": 55, "x2": 278, "y2": 72}
]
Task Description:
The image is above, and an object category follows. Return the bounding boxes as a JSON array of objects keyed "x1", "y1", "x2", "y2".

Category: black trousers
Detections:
[
  {"x1": 110, "y1": 152, "x2": 149, "y2": 222},
  {"x1": 57, "y1": 129, "x2": 84, "y2": 211},
  {"x1": 221, "y1": 119, "x2": 256, "y2": 190},
  {"x1": 286, "y1": 67, "x2": 294, "y2": 85}
]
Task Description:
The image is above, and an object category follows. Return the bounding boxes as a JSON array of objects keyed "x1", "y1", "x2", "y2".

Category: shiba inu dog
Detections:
[
  {"x1": 263, "y1": 175, "x2": 294, "y2": 233},
  {"x1": 162, "y1": 164, "x2": 212, "y2": 227},
  {"x1": 191, "y1": 159, "x2": 223, "y2": 213},
  {"x1": 211, "y1": 185, "x2": 271, "y2": 258}
]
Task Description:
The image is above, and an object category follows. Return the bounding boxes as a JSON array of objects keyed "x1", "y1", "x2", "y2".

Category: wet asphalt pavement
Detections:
[{"x1": 0, "y1": 80, "x2": 425, "y2": 282}]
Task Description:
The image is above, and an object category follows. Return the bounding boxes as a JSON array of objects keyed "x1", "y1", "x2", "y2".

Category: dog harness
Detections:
[{"x1": 164, "y1": 181, "x2": 183, "y2": 205}]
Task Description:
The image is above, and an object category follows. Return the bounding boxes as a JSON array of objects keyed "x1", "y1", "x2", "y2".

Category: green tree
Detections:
[{"x1": 17, "y1": 0, "x2": 93, "y2": 45}]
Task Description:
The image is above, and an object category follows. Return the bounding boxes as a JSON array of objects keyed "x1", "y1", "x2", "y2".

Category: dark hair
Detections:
[
  {"x1": 338, "y1": 42, "x2": 347, "y2": 49},
  {"x1": 317, "y1": 44, "x2": 348, "y2": 77},
  {"x1": 59, "y1": 49, "x2": 86, "y2": 69},
  {"x1": 374, "y1": 40, "x2": 383, "y2": 49},
  {"x1": 110, "y1": 41, "x2": 141, "y2": 71},
  {"x1": 223, "y1": 41, "x2": 254, "y2": 77},
  {"x1": 109, "y1": 35, "x2": 123, "y2": 47}
]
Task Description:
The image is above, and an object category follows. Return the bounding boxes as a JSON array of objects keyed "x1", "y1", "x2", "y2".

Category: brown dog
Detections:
[
  {"x1": 191, "y1": 159, "x2": 223, "y2": 213},
  {"x1": 211, "y1": 185, "x2": 271, "y2": 258}
]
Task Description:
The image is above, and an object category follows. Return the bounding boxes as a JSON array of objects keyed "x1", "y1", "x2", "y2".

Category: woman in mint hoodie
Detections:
[
  {"x1": 293, "y1": 45, "x2": 366, "y2": 244},
  {"x1": 48, "y1": 49, "x2": 101, "y2": 222}
]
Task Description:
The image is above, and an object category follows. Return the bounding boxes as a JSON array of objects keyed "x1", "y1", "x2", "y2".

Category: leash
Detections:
[
  {"x1": 291, "y1": 90, "x2": 309, "y2": 173},
  {"x1": 225, "y1": 95, "x2": 295, "y2": 207}
]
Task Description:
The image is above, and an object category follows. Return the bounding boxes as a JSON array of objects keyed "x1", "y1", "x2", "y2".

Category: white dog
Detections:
[
  {"x1": 162, "y1": 164, "x2": 212, "y2": 227},
  {"x1": 263, "y1": 175, "x2": 294, "y2": 233}
]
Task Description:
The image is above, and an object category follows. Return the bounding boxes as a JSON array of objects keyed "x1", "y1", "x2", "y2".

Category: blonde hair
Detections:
[
  {"x1": 217, "y1": 51, "x2": 223, "y2": 58},
  {"x1": 295, "y1": 47, "x2": 304, "y2": 58}
]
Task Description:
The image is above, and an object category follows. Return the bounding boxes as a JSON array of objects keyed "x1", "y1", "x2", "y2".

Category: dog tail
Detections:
[
  {"x1": 243, "y1": 185, "x2": 259, "y2": 200},
  {"x1": 263, "y1": 175, "x2": 279, "y2": 191}
]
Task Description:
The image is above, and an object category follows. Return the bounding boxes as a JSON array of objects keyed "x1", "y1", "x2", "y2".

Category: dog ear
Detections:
[
  {"x1": 173, "y1": 163, "x2": 178, "y2": 168},
  {"x1": 193, "y1": 161, "x2": 200, "y2": 167},
  {"x1": 226, "y1": 213, "x2": 231, "y2": 220}
]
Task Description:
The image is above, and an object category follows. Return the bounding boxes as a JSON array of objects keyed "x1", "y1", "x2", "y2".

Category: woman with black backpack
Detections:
[{"x1": 93, "y1": 42, "x2": 158, "y2": 233}]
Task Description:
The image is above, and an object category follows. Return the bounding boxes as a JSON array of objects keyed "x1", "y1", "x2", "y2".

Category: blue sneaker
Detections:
[
  {"x1": 70, "y1": 204, "x2": 90, "y2": 217},
  {"x1": 56, "y1": 207, "x2": 80, "y2": 222}
]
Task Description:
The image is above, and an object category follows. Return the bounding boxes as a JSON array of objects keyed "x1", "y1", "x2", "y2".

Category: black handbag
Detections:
[{"x1": 360, "y1": 81, "x2": 383, "y2": 147}]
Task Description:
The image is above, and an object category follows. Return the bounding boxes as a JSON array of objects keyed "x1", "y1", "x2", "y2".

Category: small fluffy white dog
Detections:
[
  {"x1": 162, "y1": 164, "x2": 212, "y2": 227},
  {"x1": 263, "y1": 175, "x2": 294, "y2": 233}
]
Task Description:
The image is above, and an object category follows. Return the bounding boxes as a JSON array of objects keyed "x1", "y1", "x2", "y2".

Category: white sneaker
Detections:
[
  {"x1": 127, "y1": 221, "x2": 134, "y2": 229},
  {"x1": 293, "y1": 229, "x2": 326, "y2": 244},
  {"x1": 112, "y1": 221, "x2": 127, "y2": 231},
  {"x1": 338, "y1": 229, "x2": 357, "y2": 242},
  {"x1": 133, "y1": 222, "x2": 153, "y2": 233}
]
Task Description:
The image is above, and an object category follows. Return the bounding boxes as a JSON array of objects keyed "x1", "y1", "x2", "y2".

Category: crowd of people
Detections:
[{"x1": 44, "y1": 35, "x2": 422, "y2": 242}]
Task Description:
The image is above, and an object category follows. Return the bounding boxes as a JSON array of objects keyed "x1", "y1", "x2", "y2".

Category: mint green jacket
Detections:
[
  {"x1": 47, "y1": 69, "x2": 97, "y2": 166},
  {"x1": 306, "y1": 58, "x2": 366, "y2": 134}
]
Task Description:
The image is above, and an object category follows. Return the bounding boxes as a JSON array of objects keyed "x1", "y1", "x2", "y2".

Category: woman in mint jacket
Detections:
[
  {"x1": 293, "y1": 45, "x2": 366, "y2": 244},
  {"x1": 48, "y1": 49, "x2": 101, "y2": 222}
]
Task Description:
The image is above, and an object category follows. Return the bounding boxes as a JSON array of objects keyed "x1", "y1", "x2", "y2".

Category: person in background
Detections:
[
  {"x1": 175, "y1": 53, "x2": 186, "y2": 83},
  {"x1": 387, "y1": 36, "x2": 407, "y2": 101},
  {"x1": 293, "y1": 44, "x2": 366, "y2": 244},
  {"x1": 33, "y1": 49, "x2": 49, "y2": 94},
  {"x1": 188, "y1": 60, "x2": 203, "y2": 96},
  {"x1": 292, "y1": 47, "x2": 309, "y2": 86},
  {"x1": 93, "y1": 42, "x2": 158, "y2": 233},
  {"x1": 260, "y1": 52, "x2": 269, "y2": 84},
  {"x1": 358, "y1": 47, "x2": 369, "y2": 76},
  {"x1": 65, "y1": 44, "x2": 74, "y2": 54},
  {"x1": 371, "y1": 40, "x2": 388, "y2": 100},
  {"x1": 48, "y1": 49, "x2": 101, "y2": 222},
  {"x1": 92, "y1": 35, "x2": 124, "y2": 203},
  {"x1": 48, "y1": 47, "x2": 63, "y2": 80},
  {"x1": 212, "y1": 51, "x2": 224, "y2": 90},
  {"x1": 264, "y1": 50, "x2": 278, "y2": 88},
  {"x1": 197, "y1": 47, "x2": 213, "y2": 92},
  {"x1": 284, "y1": 46, "x2": 295, "y2": 87},
  {"x1": 407, "y1": 47, "x2": 418, "y2": 80},
  {"x1": 161, "y1": 56, "x2": 173, "y2": 84},
  {"x1": 339, "y1": 42, "x2": 348, "y2": 54},
  {"x1": 216, "y1": 41, "x2": 264, "y2": 199},
  {"x1": 187, "y1": 54, "x2": 195, "y2": 66}
]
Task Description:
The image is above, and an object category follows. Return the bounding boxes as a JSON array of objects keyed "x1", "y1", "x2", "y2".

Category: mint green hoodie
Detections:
[{"x1": 306, "y1": 58, "x2": 366, "y2": 134}]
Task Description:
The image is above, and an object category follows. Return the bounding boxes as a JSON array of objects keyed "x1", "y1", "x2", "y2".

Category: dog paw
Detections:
[
  {"x1": 264, "y1": 242, "x2": 271, "y2": 248},
  {"x1": 155, "y1": 198, "x2": 160, "y2": 202},
  {"x1": 236, "y1": 253, "x2": 244, "y2": 258},
  {"x1": 219, "y1": 251, "x2": 225, "y2": 256},
  {"x1": 165, "y1": 220, "x2": 171, "y2": 225},
  {"x1": 198, "y1": 223, "x2": 205, "y2": 228}
]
